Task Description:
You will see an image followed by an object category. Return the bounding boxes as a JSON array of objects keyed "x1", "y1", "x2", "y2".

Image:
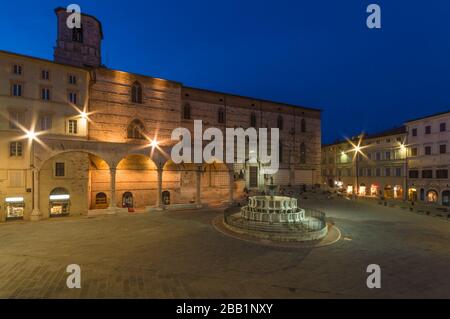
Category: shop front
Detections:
[
  {"x1": 384, "y1": 185, "x2": 394, "y2": 199},
  {"x1": 408, "y1": 188, "x2": 418, "y2": 202},
  {"x1": 393, "y1": 185, "x2": 403, "y2": 199},
  {"x1": 5, "y1": 197, "x2": 25, "y2": 220},
  {"x1": 346, "y1": 185, "x2": 353, "y2": 195},
  {"x1": 49, "y1": 188, "x2": 71, "y2": 217},
  {"x1": 359, "y1": 184, "x2": 367, "y2": 196},
  {"x1": 370, "y1": 184, "x2": 379, "y2": 197},
  {"x1": 426, "y1": 190, "x2": 439, "y2": 204}
]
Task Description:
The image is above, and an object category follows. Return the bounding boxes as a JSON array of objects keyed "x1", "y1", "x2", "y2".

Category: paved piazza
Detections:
[{"x1": 0, "y1": 194, "x2": 449, "y2": 299}]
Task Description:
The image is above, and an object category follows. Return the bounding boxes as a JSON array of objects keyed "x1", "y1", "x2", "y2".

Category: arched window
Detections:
[
  {"x1": 127, "y1": 119, "x2": 145, "y2": 139},
  {"x1": 95, "y1": 193, "x2": 108, "y2": 208},
  {"x1": 301, "y1": 119, "x2": 306, "y2": 133},
  {"x1": 218, "y1": 108, "x2": 225, "y2": 124},
  {"x1": 300, "y1": 143, "x2": 306, "y2": 164},
  {"x1": 277, "y1": 115, "x2": 284, "y2": 130},
  {"x1": 131, "y1": 81, "x2": 143, "y2": 104},
  {"x1": 183, "y1": 104, "x2": 191, "y2": 120},
  {"x1": 250, "y1": 112, "x2": 257, "y2": 128}
]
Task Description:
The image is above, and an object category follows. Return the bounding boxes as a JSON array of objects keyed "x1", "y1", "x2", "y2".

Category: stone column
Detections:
[
  {"x1": 156, "y1": 167, "x2": 163, "y2": 209},
  {"x1": 228, "y1": 169, "x2": 234, "y2": 205},
  {"x1": 30, "y1": 169, "x2": 42, "y2": 221},
  {"x1": 109, "y1": 168, "x2": 117, "y2": 209},
  {"x1": 195, "y1": 165, "x2": 202, "y2": 207}
]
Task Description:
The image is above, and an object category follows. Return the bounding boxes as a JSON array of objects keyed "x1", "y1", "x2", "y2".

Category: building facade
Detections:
[
  {"x1": 322, "y1": 127, "x2": 407, "y2": 199},
  {"x1": 0, "y1": 8, "x2": 321, "y2": 222},
  {"x1": 405, "y1": 111, "x2": 450, "y2": 206}
]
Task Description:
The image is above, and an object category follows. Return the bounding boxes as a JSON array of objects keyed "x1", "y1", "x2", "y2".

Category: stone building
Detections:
[
  {"x1": 0, "y1": 7, "x2": 321, "y2": 222},
  {"x1": 322, "y1": 127, "x2": 407, "y2": 199},
  {"x1": 405, "y1": 110, "x2": 450, "y2": 206}
]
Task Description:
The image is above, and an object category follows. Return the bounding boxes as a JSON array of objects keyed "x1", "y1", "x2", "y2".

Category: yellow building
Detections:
[
  {"x1": 0, "y1": 50, "x2": 90, "y2": 221},
  {"x1": 322, "y1": 127, "x2": 407, "y2": 199}
]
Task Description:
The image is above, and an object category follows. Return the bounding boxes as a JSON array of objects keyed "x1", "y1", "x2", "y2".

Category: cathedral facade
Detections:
[{"x1": 0, "y1": 8, "x2": 321, "y2": 222}]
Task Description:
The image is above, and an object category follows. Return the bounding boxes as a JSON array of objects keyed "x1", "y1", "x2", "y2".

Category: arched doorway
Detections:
[
  {"x1": 408, "y1": 188, "x2": 417, "y2": 202},
  {"x1": 370, "y1": 184, "x2": 379, "y2": 197},
  {"x1": 420, "y1": 188, "x2": 425, "y2": 201},
  {"x1": 95, "y1": 192, "x2": 108, "y2": 209},
  {"x1": 426, "y1": 190, "x2": 438, "y2": 203},
  {"x1": 39, "y1": 151, "x2": 111, "y2": 217},
  {"x1": 442, "y1": 190, "x2": 450, "y2": 207},
  {"x1": 122, "y1": 192, "x2": 134, "y2": 208},
  {"x1": 116, "y1": 154, "x2": 157, "y2": 209},
  {"x1": 384, "y1": 185, "x2": 393, "y2": 199},
  {"x1": 359, "y1": 183, "x2": 367, "y2": 196},
  {"x1": 393, "y1": 185, "x2": 403, "y2": 199},
  {"x1": 49, "y1": 187, "x2": 70, "y2": 217},
  {"x1": 346, "y1": 185, "x2": 353, "y2": 195}
]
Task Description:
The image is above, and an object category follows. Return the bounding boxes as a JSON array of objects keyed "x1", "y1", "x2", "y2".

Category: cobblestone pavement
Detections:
[{"x1": 0, "y1": 195, "x2": 449, "y2": 299}]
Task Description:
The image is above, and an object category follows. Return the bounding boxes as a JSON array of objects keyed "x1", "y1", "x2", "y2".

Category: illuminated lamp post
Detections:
[{"x1": 26, "y1": 130, "x2": 41, "y2": 220}]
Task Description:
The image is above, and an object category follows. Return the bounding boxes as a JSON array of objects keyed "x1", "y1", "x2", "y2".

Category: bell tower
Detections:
[{"x1": 53, "y1": 7, "x2": 103, "y2": 68}]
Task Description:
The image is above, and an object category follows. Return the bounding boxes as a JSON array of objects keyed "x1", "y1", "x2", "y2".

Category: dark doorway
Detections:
[
  {"x1": 122, "y1": 192, "x2": 133, "y2": 208},
  {"x1": 249, "y1": 167, "x2": 258, "y2": 188}
]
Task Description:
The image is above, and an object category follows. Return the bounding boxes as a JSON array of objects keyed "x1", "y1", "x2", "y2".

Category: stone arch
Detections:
[
  {"x1": 426, "y1": 189, "x2": 439, "y2": 203},
  {"x1": 116, "y1": 154, "x2": 158, "y2": 209},
  {"x1": 36, "y1": 149, "x2": 114, "y2": 171},
  {"x1": 38, "y1": 151, "x2": 111, "y2": 218}
]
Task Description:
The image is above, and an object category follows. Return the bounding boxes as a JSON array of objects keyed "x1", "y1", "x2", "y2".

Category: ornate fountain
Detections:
[
  {"x1": 223, "y1": 178, "x2": 328, "y2": 242},
  {"x1": 241, "y1": 196, "x2": 305, "y2": 224}
]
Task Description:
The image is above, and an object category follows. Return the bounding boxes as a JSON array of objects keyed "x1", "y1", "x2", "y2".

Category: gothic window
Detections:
[
  {"x1": 250, "y1": 112, "x2": 257, "y2": 128},
  {"x1": 183, "y1": 104, "x2": 191, "y2": 120},
  {"x1": 218, "y1": 108, "x2": 225, "y2": 124},
  {"x1": 300, "y1": 143, "x2": 306, "y2": 164},
  {"x1": 301, "y1": 119, "x2": 306, "y2": 133},
  {"x1": 127, "y1": 119, "x2": 145, "y2": 139},
  {"x1": 131, "y1": 82, "x2": 143, "y2": 104}
]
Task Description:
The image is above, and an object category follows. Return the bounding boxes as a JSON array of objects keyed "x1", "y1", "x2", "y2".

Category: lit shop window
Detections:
[
  {"x1": 347, "y1": 185, "x2": 353, "y2": 195},
  {"x1": 5, "y1": 197, "x2": 25, "y2": 220},
  {"x1": 49, "y1": 188, "x2": 70, "y2": 217}
]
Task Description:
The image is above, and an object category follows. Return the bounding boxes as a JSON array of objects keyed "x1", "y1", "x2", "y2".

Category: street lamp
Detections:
[
  {"x1": 25, "y1": 129, "x2": 38, "y2": 214},
  {"x1": 348, "y1": 138, "x2": 365, "y2": 198}
]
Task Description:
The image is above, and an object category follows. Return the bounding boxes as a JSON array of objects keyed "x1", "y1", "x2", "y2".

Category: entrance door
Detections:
[
  {"x1": 122, "y1": 192, "x2": 133, "y2": 208},
  {"x1": 249, "y1": 167, "x2": 258, "y2": 188},
  {"x1": 442, "y1": 191, "x2": 450, "y2": 207}
]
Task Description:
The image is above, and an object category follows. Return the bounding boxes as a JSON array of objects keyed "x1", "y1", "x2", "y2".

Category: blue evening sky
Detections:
[{"x1": 1, "y1": 0, "x2": 449, "y2": 143}]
